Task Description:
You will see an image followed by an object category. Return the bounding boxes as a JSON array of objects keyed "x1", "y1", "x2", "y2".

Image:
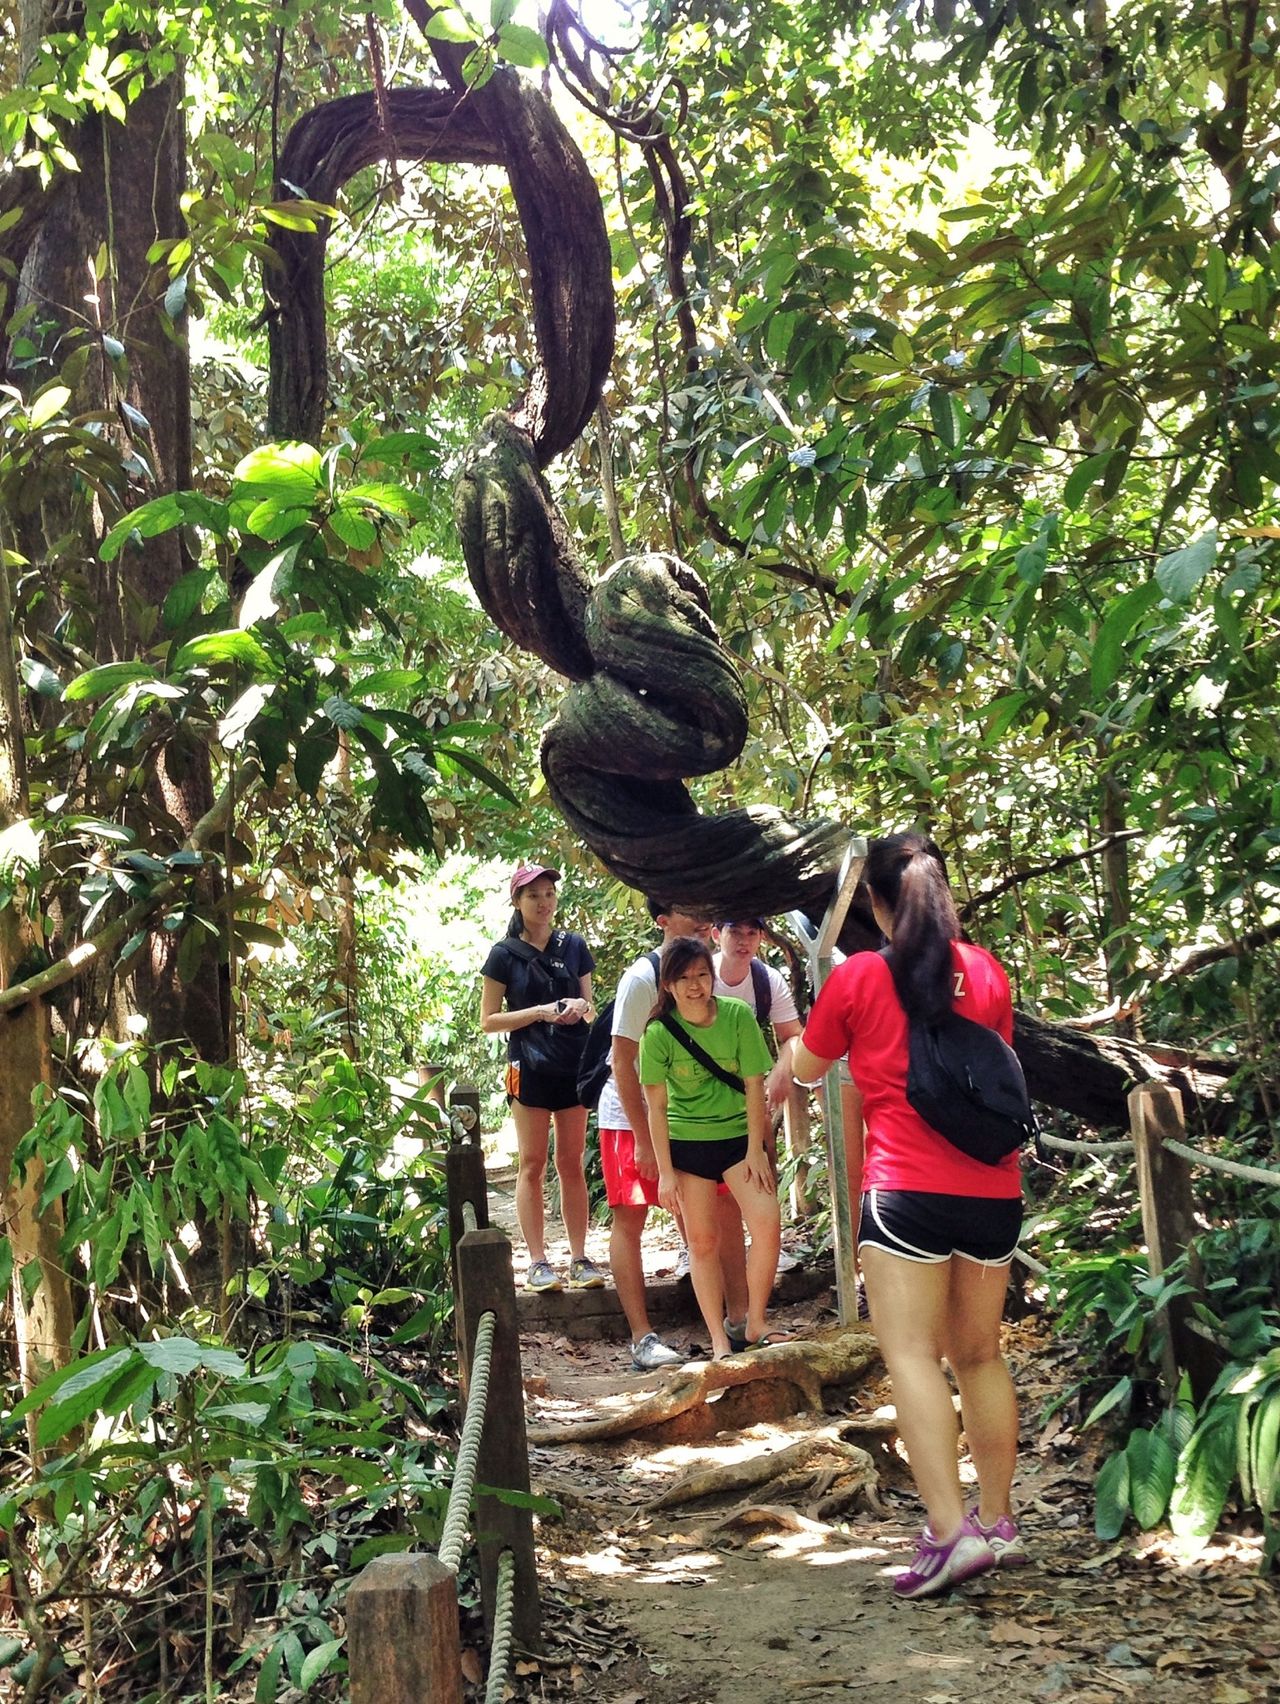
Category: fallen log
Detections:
[{"x1": 527, "y1": 1327, "x2": 878, "y2": 1446}]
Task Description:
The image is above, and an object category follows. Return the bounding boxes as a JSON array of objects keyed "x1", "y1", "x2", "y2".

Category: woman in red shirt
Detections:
[{"x1": 793, "y1": 833, "x2": 1028, "y2": 1600}]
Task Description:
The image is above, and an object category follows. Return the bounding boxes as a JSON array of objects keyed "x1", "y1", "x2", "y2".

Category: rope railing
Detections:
[
  {"x1": 1038, "y1": 1130, "x2": 1134, "y2": 1156},
  {"x1": 484, "y1": 1551, "x2": 517, "y2": 1704},
  {"x1": 438, "y1": 1307, "x2": 496, "y2": 1574},
  {"x1": 348, "y1": 1084, "x2": 540, "y2": 1704},
  {"x1": 1163, "y1": 1137, "x2": 1280, "y2": 1187}
]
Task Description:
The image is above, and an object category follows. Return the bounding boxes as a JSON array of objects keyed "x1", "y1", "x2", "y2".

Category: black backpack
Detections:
[
  {"x1": 505, "y1": 931, "x2": 589, "y2": 1077},
  {"x1": 576, "y1": 950, "x2": 660, "y2": 1111},
  {"x1": 905, "y1": 1008, "x2": 1038, "y2": 1166}
]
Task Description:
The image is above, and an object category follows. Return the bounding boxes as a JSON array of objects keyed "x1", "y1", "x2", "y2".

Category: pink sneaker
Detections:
[
  {"x1": 971, "y1": 1511, "x2": 1029, "y2": 1566},
  {"x1": 892, "y1": 1515, "x2": 996, "y2": 1600}
]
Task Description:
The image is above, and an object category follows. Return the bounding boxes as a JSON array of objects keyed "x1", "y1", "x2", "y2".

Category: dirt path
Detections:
[
  {"x1": 483, "y1": 1169, "x2": 1278, "y2": 1702},
  {"x1": 518, "y1": 1315, "x2": 1278, "y2": 1704}
]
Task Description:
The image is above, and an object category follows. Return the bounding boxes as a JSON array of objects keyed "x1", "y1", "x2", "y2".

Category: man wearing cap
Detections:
[
  {"x1": 598, "y1": 899, "x2": 752, "y2": 1370},
  {"x1": 713, "y1": 919, "x2": 804, "y2": 1117}
]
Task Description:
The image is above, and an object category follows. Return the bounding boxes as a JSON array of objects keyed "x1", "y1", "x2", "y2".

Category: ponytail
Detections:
[{"x1": 866, "y1": 833, "x2": 960, "y2": 1024}]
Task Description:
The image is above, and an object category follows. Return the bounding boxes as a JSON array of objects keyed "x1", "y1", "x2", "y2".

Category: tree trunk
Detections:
[
  {"x1": 0, "y1": 551, "x2": 74, "y2": 1397},
  {"x1": 15, "y1": 57, "x2": 230, "y2": 1063}
]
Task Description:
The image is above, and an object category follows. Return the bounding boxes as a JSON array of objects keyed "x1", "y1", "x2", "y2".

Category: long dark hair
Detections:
[
  {"x1": 653, "y1": 936, "x2": 714, "y2": 1020},
  {"x1": 867, "y1": 833, "x2": 960, "y2": 1024}
]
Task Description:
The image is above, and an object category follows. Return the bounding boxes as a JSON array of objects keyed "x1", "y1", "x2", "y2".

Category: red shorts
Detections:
[
  {"x1": 600, "y1": 1128, "x2": 661, "y2": 1209},
  {"x1": 599, "y1": 1129, "x2": 732, "y2": 1208}
]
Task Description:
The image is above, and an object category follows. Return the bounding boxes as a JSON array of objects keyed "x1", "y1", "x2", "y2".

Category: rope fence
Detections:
[
  {"x1": 1020, "y1": 1081, "x2": 1280, "y2": 1405},
  {"x1": 1037, "y1": 1117, "x2": 1280, "y2": 1186},
  {"x1": 348, "y1": 1084, "x2": 540, "y2": 1704},
  {"x1": 437, "y1": 1308, "x2": 495, "y2": 1575}
]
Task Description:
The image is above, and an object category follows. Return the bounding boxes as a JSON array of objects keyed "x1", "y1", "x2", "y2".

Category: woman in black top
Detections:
[{"x1": 480, "y1": 863, "x2": 605, "y2": 1294}]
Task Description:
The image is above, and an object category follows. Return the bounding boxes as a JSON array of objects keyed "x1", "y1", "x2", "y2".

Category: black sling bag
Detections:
[{"x1": 657, "y1": 1012, "x2": 745, "y2": 1094}]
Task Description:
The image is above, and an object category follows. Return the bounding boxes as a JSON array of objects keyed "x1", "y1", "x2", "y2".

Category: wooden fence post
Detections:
[
  {"x1": 454, "y1": 1226, "x2": 542, "y2": 1654},
  {"x1": 1129, "y1": 1083, "x2": 1219, "y2": 1405},
  {"x1": 347, "y1": 1553, "x2": 463, "y2": 1704},
  {"x1": 446, "y1": 1084, "x2": 487, "y2": 1305}
]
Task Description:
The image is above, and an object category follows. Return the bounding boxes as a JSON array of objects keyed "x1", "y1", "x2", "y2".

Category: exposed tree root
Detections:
[
  {"x1": 647, "y1": 1428, "x2": 879, "y2": 1520},
  {"x1": 528, "y1": 1327, "x2": 878, "y2": 1445}
]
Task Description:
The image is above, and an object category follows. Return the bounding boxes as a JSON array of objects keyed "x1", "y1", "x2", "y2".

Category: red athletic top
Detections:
[{"x1": 803, "y1": 942, "x2": 1022, "y2": 1198}]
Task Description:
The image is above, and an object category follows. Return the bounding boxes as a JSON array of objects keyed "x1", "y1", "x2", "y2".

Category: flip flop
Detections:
[{"x1": 745, "y1": 1330, "x2": 798, "y2": 1350}]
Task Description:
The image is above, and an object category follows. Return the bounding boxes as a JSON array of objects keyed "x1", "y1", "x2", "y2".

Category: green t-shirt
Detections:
[{"x1": 638, "y1": 996, "x2": 773, "y2": 1143}]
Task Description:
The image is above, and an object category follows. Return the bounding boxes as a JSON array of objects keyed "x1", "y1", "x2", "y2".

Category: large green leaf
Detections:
[
  {"x1": 1091, "y1": 581, "x2": 1163, "y2": 696},
  {"x1": 1155, "y1": 530, "x2": 1218, "y2": 602},
  {"x1": 99, "y1": 494, "x2": 185, "y2": 561},
  {"x1": 1082, "y1": 1375, "x2": 1132, "y2": 1430},
  {"x1": 171, "y1": 630, "x2": 277, "y2": 676},
  {"x1": 1125, "y1": 1428, "x2": 1176, "y2": 1529},
  {"x1": 62, "y1": 662, "x2": 157, "y2": 703},
  {"x1": 1170, "y1": 1397, "x2": 1240, "y2": 1540},
  {"x1": 1094, "y1": 1447, "x2": 1130, "y2": 1540}
]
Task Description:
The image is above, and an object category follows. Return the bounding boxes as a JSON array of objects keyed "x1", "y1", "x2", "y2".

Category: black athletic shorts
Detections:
[
  {"x1": 507, "y1": 1061, "x2": 582, "y2": 1112},
  {"x1": 858, "y1": 1188, "x2": 1022, "y2": 1265},
  {"x1": 670, "y1": 1135, "x2": 749, "y2": 1183}
]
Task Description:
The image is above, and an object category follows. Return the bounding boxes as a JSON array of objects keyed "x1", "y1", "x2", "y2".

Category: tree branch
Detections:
[{"x1": 961, "y1": 829, "x2": 1144, "y2": 917}]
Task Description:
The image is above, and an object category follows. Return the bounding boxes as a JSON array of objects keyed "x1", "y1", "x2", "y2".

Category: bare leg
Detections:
[
  {"x1": 551, "y1": 1104, "x2": 590, "y2": 1259},
  {"x1": 944, "y1": 1258, "x2": 1018, "y2": 1525},
  {"x1": 723, "y1": 1161, "x2": 781, "y2": 1342},
  {"x1": 512, "y1": 1101, "x2": 551, "y2": 1263},
  {"x1": 861, "y1": 1246, "x2": 965, "y2": 1540},
  {"x1": 717, "y1": 1193, "x2": 748, "y2": 1324},
  {"x1": 675, "y1": 1172, "x2": 729, "y2": 1357},
  {"x1": 610, "y1": 1204, "x2": 654, "y2": 1341}
]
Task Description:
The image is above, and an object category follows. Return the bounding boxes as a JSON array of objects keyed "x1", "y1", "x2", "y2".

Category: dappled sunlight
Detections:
[
  {"x1": 804, "y1": 1542, "x2": 895, "y2": 1566},
  {"x1": 557, "y1": 1538, "x2": 725, "y2": 1584},
  {"x1": 634, "y1": 1420, "x2": 807, "y2": 1481}
]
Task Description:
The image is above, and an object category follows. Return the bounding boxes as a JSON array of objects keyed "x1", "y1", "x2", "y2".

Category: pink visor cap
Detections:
[{"x1": 509, "y1": 862, "x2": 561, "y2": 902}]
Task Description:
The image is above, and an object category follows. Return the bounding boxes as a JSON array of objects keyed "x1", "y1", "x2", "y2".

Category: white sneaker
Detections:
[
  {"x1": 674, "y1": 1245, "x2": 691, "y2": 1281},
  {"x1": 776, "y1": 1247, "x2": 800, "y2": 1274},
  {"x1": 631, "y1": 1332, "x2": 684, "y2": 1371}
]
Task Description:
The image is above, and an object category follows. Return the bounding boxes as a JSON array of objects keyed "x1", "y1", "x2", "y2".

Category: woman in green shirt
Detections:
[{"x1": 639, "y1": 936, "x2": 793, "y2": 1359}]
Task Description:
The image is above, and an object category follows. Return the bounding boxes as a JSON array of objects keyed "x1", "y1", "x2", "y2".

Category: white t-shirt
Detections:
[
  {"x1": 712, "y1": 956, "x2": 799, "y2": 1028},
  {"x1": 596, "y1": 953, "x2": 660, "y2": 1132}
]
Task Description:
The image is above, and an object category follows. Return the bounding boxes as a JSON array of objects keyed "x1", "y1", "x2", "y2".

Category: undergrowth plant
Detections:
[
  {"x1": 1, "y1": 1034, "x2": 462, "y2": 1697},
  {"x1": 1036, "y1": 1176, "x2": 1280, "y2": 1570}
]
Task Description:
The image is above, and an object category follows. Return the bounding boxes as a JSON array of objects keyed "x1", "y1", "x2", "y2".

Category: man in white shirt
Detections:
[
  {"x1": 599, "y1": 900, "x2": 751, "y2": 1370},
  {"x1": 713, "y1": 918, "x2": 803, "y2": 1117}
]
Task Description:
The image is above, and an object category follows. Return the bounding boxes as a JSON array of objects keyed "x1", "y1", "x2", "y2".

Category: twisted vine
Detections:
[{"x1": 267, "y1": 43, "x2": 852, "y2": 922}]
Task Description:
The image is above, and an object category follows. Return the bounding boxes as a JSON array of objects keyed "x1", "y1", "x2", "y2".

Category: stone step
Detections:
[{"x1": 515, "y1": 1259, "x2": 836, "y2": 1340}]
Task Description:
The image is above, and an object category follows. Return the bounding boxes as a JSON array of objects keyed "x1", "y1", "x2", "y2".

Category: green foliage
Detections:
[{"x1": 2, "y1": 1326, "x2": 453, "y2": 1696}]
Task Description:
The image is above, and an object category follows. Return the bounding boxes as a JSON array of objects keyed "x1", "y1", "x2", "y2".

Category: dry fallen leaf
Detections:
[
  {"x1": 460, "y1": 1647, "x2": 483, "y2": 1684},
  {"x1": 989, "y1": 1619, "x2": 1051, "y2": 1646}
]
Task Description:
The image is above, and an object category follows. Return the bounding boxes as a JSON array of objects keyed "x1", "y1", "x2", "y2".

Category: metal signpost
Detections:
[{"x1": 789, "y1": 836, "x2": 867, "y2": 1326}]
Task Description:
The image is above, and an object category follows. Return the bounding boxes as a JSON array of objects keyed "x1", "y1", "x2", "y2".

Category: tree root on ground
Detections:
[
  {"x1": 527, "y1": 1327, "x2": 878, "y2": 1446},
  {"x1": 647, "y1": 1427, "x2": 880, "y2": 1520}
]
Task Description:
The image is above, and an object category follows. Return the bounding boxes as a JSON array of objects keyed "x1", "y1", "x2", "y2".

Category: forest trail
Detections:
[{"x1": 487, "y1": 1175, "x2": 1279, "y2": 1704}]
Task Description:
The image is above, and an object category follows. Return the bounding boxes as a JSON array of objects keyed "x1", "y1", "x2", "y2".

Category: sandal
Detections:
[{"x1": 745, "y1": 1330, "x2": 799, "y2": 1350}]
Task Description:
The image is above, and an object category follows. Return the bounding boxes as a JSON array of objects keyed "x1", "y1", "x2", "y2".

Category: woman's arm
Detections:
[
  {"x1": 792, "y1": 1039, "x2": 839, "y2": 1086},
  {"x1": 641, "y1": 1079, "x2": 680, "y2": 1214},
  {"x1": 480, "y1": 975, "x2": 557, "y2": 1036},
  {"x1": 742, "y1": 1074, "x2": 773, "y2": 1190}
]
